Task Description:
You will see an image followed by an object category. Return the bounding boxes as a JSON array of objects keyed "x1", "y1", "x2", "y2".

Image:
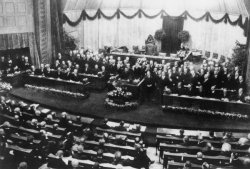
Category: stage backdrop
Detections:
[
  {"x1": 63, "y1": 0, "x2": 248, "y2": 58},
  {"x1": 0, "y1": 0, "x2": 40, "y2": 66}
]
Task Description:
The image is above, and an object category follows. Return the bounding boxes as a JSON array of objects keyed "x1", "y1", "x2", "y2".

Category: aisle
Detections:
[{"x1": 10, "y1": 87, "x2": 250, "y2": 131}]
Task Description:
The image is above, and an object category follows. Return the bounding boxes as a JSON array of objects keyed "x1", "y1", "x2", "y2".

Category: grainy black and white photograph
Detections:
[{"x1": 0, "y1": 0, "x2": 250, "y2": 169}]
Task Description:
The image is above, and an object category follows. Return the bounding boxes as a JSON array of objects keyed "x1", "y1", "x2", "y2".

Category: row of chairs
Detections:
[{"x1": 0, "y1": 97, "x2": 144, "y2": 168}]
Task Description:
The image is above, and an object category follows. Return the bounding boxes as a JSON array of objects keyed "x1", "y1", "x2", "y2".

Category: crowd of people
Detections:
[
  {"x1": 165, "y1": 129, "x2": 250, "y2": 169},
  {"x1": 1, "y1": 95, "x2": 250, "y2": 169},
  {"x1": 0, "y1": 49, "x2": 248, "y2": 103},
  {"x1": 0, "y1": 49, "x2": 250, "y2": 169},
  {"x1": 0, "y1": 96, "x2": 154, "y2": 169},
  {"x1": 0, "y1": 55, "x2": 32, "y2": 75},
  {"x1": 33, "y1": 49, "x2": 247, "y2": 102}
]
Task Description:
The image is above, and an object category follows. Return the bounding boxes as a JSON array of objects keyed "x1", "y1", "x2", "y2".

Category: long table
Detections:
[
  {"x1": 111, "y1": 52, "x2": 180, "y2": 65},
  {"x1": 79, "y1": 73, "x2": 106, "y2": 90},
  {"x1": 2, "y1": 73, "x2": 24, "y2": 87},
  {"x1": 163, "y1": 93, "x2": 250, "y2": 115},
  {"x1": 163, "y1": 152, "x2": 232, "y2": 169},
  {"x1": 108, "y1": 78, "x2": 145, "y2": 99},
  {"x1": 84, "y1": 140, "x2": 137, "y2": 156},
  {"x1": 159, "y1": 143, "x2": 249, "y2": 159},
  {"x1": 24, "y1": 75, "x2": 90, "y2": 93},
  {"x1": 111, "y1": 52, "x2": 180, "y2": 61},
  {"x1": 48, "y1": 154, "x2": 136, "y2": 169}
]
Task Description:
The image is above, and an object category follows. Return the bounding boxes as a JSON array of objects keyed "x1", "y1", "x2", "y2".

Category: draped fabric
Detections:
[
  {"x1": 162, "y1": 16, "x2": 184, "y2": 54},
  {"x1": 33, "y1": 0, "x2": 52, "y2": 64},
  {"x1": 51, "y1": 0, "x2": 63, "y2": 63},
  {"x1": 28, "y1": 33, "x2": 41, "y2": 67},
  {"x1": 183, "y1": 15, "x2": 247, "y2": 57},
  {"x1": 63, "y1": 10, "x2": 162, "y2": 51},
  {"x1": 0, "y1": 33, "x2": 40, "y2": 67},
  {"x1": 63, "y1": 10, "x2": 248, "y2": 35},
  {"x1": 63, "y1": 0, "x2": 248, "y2": 57},
  {"x1": 63, "y1": 11, "x2": 247, "y2": 57}
]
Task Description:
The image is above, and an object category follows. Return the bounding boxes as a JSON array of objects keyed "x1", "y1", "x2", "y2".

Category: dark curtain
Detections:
[
  {"x1": 51, "y1": 0, "x2": 63, "y2": 63},
  {"x1": 162, "y1": 16, "x2": 184, "y2": 54},
  {"x1": 0, "y1": 33, "x2": 40, "y2": 67},
  {"x1": 63, "y1": 10, "x2": 248, "y2": 36}
]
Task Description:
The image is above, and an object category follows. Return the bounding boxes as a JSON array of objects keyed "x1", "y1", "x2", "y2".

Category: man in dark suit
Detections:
[
  {"x1": 44, "y1": 67, "x2": 53, "y2": 77},
  {"x1": 92, "y1": 64, "x2": 100, "y2": 75},
  {"x1": 235, "y1": 88, "x2": 245, "y2": 102},
  {"x1": 201, "y1": 73, "x2": 212, "y2": 97},
  {"x1": 35, "y1": 64, "x2": 45, "y2": 76},
  {"x1": 120, "y1": 67, "x2": 132, "y2": 80},
  {"x1": 173, "y1": 82, "x2": 187, "y2": 95},
  {"x1": 114, "y1": 121, "x2": 127, "y2": 131},
  {"x1": 47, "y1": 150, "x2": 68, "y2": 169},
  {"x1": 53, "y1": 67, "x2": 63, "y2": 79},
  {"x1": 83, "y1": 63, "x2": 92, "y2": 74},
  {"x1": 59, "y1": 112, "x2": 69, "y2": 128},
  {"x1": 92, "y1": 149, "x2": 109, "y2": 163},
  {"x1": 144, "y1": 71, "x2": 155, "y2": 101},
  {"x1": 4, "y1": 60, "x2": 14, "y2": 74},
  {"x1": 100, "y1": 118, "x2": 110, "y2": 129},
  {"x1": 225, "y1": 73, "x2": 234, "y2": 90},
  {"x1": 192, "y1": 152, "x2": 204, "y2": 165},
  {"x1": 0, "y1": 56, "x2": 6, "y2": 71},
  {"x1": 133, "y1": 145, "x2": 154, "y2": 169},
  {"x1": 72, "y1": 145, "x2": 88, "y2": 160},
  {"x1": 132, "y1": 63, "x2": 142, "y2": 79},
  {"x1": 70, "y1": 69, "x2": 80, "y2": 82},
  {"x1": 19, "y1": 55, "x2": 26, "y2": 70},
  {"x1": 61, "y1": 68, "x2": 71, "y2": 81},
  {"x1": 23, "y1": 57, "x2": 31, "y2": 71},
  {"x1": 237, "y1": 76, "x2": 246, "y2": 92}
]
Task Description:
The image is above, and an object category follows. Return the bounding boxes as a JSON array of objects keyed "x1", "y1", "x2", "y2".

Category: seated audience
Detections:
[
  {"x1": 183, "y1": 161, "x2": 192, "y2": 169},
  {"x1": 47, "y1": 150, "x2": 68, "y2": 169}
]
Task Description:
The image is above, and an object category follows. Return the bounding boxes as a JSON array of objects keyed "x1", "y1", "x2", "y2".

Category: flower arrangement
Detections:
[
  {"x1": 105, "y1": 98, "x2": 138, "y2": 111},
  {"x1": 107, "y1": 87, "x2": 132, "y2": 98},
  {"x1": 25, "y1": 84, "x2": 88, "y2": 99},
  {"x1": 231, "y1": 41, "x2": 247, "y2": 75},
  {"x1": 178, "y1": 30, "x2": 190, "y2": 43},
  {"x1": 0, "y1": 82, "x2": 12, "y2": 91},
  {"x1": 105, "y1": 87, "x2": 138, "y2": 110},
  {"x1": 154, "y1": 29, "x2": 167, "y2": 41},
  {"x1": 162, "y1": 105, "x2": 248, "y2": 120}
]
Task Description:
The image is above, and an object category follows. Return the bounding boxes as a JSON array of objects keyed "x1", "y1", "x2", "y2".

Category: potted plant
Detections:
[
  {"x1": 154, "y1": 29, "x2": 166, "y2": 52},
  {"x1": 178, "y1": 30, "x2": 190, "y2": 49},
  {"x1": 231, "y1": 41, "x2": 247, "y2": 75}
]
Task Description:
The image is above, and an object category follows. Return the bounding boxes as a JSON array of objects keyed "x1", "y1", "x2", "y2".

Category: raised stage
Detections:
[{"x1": 10, "y1": 87, "x2": 250, "y2": 132}]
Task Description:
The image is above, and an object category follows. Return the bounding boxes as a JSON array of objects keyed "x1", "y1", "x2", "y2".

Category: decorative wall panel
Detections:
[{"x1": 0, "y1": 0, "x2": 34, "y2": 34}]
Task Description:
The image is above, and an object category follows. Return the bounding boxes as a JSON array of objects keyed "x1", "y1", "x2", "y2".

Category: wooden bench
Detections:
[
  {"x1": 84, "y1": 140, "x2": 137, "y2": 156},
  {"x1": 96, "y1": 127, "x2": 141, "y2": 139},
  {"x1": 167, "y1": 161, "x2": 234, "y2": 169},
  {"x1": 48, "y1": 154, "x2": 136, "y2": 169},
  {"x1": 6, "y1": 144, "x2": 33, "y2": 154},
  {"x1": 10, "y1": 133, "x2": 41, "y2": 144},
  {"x1": 94, "y1": 133, "x2": 135, "y2": 146},
  {"x1": 159, "y1": 143, "x2": 249, "y2": 161},
  {"x1": 163, "y1": 152, "x2": 231, "y2": 168},
  {"x1": 156, "y1": 135, "x2": 249, "y2": 154},
  {"x1": 77, "y1": 149, "x2": 134, "y2": 163}
]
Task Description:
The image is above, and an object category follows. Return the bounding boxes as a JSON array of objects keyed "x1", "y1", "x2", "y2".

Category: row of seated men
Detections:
[
  {"x1": 159, "y1": 129, "x2": 250, "y2": 169},
  {"x1": 35, "y1": 51, "x2": 246, "y2": 103},
  {"x1": 0, "y1": 96, "x2": 154, "y2": 169},
  {"x1": 0, "y1": 49, "x2": 247, "y2": 101},
  {"x1": 0, "y1": 56, "x2": 32, "y2": 74}
]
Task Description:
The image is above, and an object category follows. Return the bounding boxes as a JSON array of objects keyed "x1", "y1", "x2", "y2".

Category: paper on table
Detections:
[
  {"x1": 41, "y1": 109, "x2": 50, "y2": 114},
  {"x1": 107, "y1": 121, "x2": 146, "y2": 132}
]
